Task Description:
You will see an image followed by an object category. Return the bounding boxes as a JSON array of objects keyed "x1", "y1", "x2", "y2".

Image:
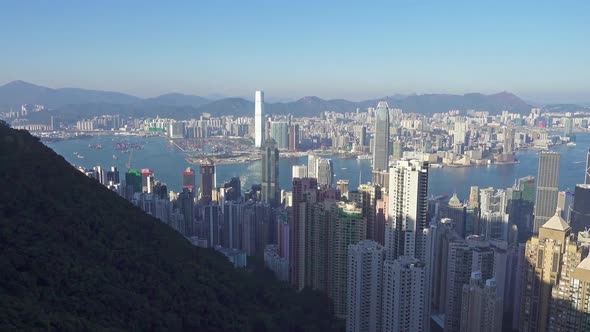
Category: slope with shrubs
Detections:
[{"x1": 0, "y1": 121, "x2": 342, "y2": 331}]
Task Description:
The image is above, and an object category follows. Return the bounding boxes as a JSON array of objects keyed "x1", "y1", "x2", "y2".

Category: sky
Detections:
[{"x1": 0, "y1": 1, "x2": 588, "y2": 103}]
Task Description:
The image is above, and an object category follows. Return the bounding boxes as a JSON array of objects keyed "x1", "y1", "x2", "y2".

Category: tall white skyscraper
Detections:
[
  {"x1": 255, "y1": 90, "x2": 265, "y2": 148},
  {"x1": 386, "y1": 159, "x2": 429, "y2": 261},
  {"x1": 381, "y1": 256, "x2": 429, "y2": 332},
  {"x1": 308, "y1": 154, "x2": 318, "y2": 179},
  {"x1": 346, "y1": 240, "x2": 384, "y2": 332}
]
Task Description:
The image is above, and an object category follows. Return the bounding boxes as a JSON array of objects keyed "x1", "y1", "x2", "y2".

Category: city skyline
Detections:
[{"x1": 1, "y1": 1, "x2": 589, "y2": 102}]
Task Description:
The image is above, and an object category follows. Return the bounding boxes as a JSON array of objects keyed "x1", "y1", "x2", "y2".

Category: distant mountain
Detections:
[
  {"x1": 141, "y1": 93, "x2": 210, "y2": 108},
  {"x1": 2, "y1": 80, "x2": 536, "y2": 122},
  {"x1": 0, "y1": 121, "x2": 343, "y2": 331},
  {"x1": 542, "y1": 104, "x2": 590, "y2": 113},
  {"x1": 0, "y1": 80, "x2": 140, "y2": 109}
]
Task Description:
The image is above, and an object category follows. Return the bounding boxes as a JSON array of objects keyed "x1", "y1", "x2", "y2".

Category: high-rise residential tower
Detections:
[
  {"x1": 254, "y1": 90, "x2": 265, "y2": 148},
  {"x1": 261, "y1": 138, "x2": 280, "y2": 206},
  {"x1": 372, "y1": 101, "x2": 391, "y2": 174},
  {"x1": 386, "y1": 159, "x2": 429, "y2": 261},
  {"x1": 346, "y1": 240, "x2": 384, "y2": 332},
  {"x1": 533, "y1": 152, "x2": 560, "y2": 233}
]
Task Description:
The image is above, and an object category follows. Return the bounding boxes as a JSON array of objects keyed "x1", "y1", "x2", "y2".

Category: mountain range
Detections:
[
  {"x1": 0, "y1": 121, "x2": 342, "y2": 331},
  {"x1": 1, "y1": 80, "x2": 584, "y2": 122}
]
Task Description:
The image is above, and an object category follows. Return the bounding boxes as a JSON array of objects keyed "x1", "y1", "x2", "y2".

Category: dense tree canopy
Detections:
[{"x1": 0, "y1": 121, "x2": 343, "y2": 331}]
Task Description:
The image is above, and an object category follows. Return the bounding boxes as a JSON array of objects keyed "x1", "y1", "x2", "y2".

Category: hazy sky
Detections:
[{"x1": 1, "y1": 1, "x2": 588, "y2": 102}]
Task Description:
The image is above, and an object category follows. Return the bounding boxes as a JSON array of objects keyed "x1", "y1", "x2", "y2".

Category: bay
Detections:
[{"x1": 46, "y1": 133, "x2": 589, "y2": 201}]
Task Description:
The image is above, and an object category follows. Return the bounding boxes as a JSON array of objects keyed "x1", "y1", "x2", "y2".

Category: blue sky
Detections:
[{"x1": 0, "y1": 1, "x2": 588, "y2": 102}]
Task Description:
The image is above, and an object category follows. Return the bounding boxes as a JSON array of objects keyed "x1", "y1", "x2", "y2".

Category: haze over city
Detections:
[{"x1": 1, "y1": 1, "x2": 589, "y2": 103}]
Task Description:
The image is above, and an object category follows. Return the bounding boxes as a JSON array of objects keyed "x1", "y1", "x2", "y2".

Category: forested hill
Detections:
[{"x1": 0, "y1": 121, "x2": 342, "y2": 331}]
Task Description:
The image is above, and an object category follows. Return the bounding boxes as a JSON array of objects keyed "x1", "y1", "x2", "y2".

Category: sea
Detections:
[{"x1": 46, "y1": 133, "x2": 590, "y2": 201}]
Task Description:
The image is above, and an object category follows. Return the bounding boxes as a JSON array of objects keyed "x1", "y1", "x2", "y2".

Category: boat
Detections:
[
  {"x1": 430, "y1": 164, "x2": 444, "y2": 168},
  {"x1": 112, "y1": 154, "x2": 118, "y2": 160},
  {"x1": 566, "y1": 142, "x2": 577, "y2": 147},
  {"x1": 77, "y1": 154, "x2": 85, "y2": 159},
  {"x1": 357, "y1": 154, "x2": 372, "y2": 160}
]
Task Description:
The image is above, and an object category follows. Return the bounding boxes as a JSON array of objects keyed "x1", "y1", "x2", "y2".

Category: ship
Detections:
[
  {"x1": 357, "y1": 154, "x2": 372, "y2": 160},
  {"x1": 566, "y1": 142, "x2": 577, "y2": 147}
]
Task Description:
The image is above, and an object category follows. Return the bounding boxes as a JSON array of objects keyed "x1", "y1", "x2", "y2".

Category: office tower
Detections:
[
  {"x1": 261, "y1": 138, "x2": 280, "y2": 206},
  {"x1": 308, "y1": 154, "x2": 318, "y2": 179},
  {"x1": 469, "y1": 185, "x2": 480, "y2": 209},
  {"x1": 501, "y1": 127, "x2": 515, "y2": 162},
  {"x1": 549, "y1": 255, "x2": 590, "y2": 331},
  {"x1": 316, "y1": 158, "x2": 334, "y2": 188},
  {"x1": 519, "y1": 210, "x2": 579, "y2": 332},
  {"x1": 346, "y1": 240, "x2": 384, "y2": 332},
  {"x1": 459, "y1": 273, "x2": 503, "y2": 332},
  {"x1": 386, "y1": 159, "x2": 429, "y2": 261},
  {"x1": 199, "y1": 159, "x2": 215, "y2": 205},
  {"x1": 372, "y1": 101, "x2": 391, "y2": 172},
  {"x1": 533, "y1": 152, "x2": 560, "y2": 233},
  {"x1": 178, "y1": 188, "x2": 195, "y2": 237},
  {"x1": 506, "y1": 187, "x2": 534, "y2": 242},
  {"x1": 182, "y1": 167, "x2": 196, "y2": 192},
  {"x1": 92, "y1": 166, "x2": 106, "y2": 185},
  {"x1": 479, "y1": 188, "x2": 509, "y2": 241},
  {"x1": 586, "y1": 147, "x2": 590, "y2": 184},
  {"x1": 222, "y1": 201, "x2": 241, "y2": 249},
  {"x1": 355, "y1": 125, "x2": 367, "y2": 147},
  {"x1": 337, "y1": 179, "x2": 350, "y2": 199},
  {"x1": 357, "y1": 183, "x2": 382, "y2": 241},
  {"x1": 270, "y1": 121, "x2": 289, "y2": 150},
  {"x1": 141, "y1": 168, "x2": 154, "y2": 193},
  {"x1": 517, "y1": 176, "x2": 536, "y2": 204},
  {"x1": 440, "y1": 193, "x2": 467, "y2": 238},
  {"x1": 290, "y1": 177, "x2": 318, "y2": 288},
  {"x1": 570, "y1": 184, "x2": 590, "y2": 233},
  {"x1": 445, "y1": 236, "x2": 495, "y2": 332},
  {"x1": 124, "y1": 169, "x2": 142, "y2": 199},
  {"x1": 289, "y1": 123, "x2": 299, "y2": 151},
  {"x1": 382, "y1": 256, "x2": 428, "y2": 332},
  {"x1": 292, "y1": 165, "x2": 307, "y2": 179},
  {"x1": 106, "y1": 166, "x2": 120, "y2": 185},
  {"x1": 219, "y1": 177, "x2": 241, "y2": 202},
  {"x1": 254, "y1": 90, "x2": 265, "y2": 148}
]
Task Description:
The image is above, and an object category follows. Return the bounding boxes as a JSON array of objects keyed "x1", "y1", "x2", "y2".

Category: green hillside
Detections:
[{"x1": 0, "y1": 121, "x2": 342, "y2": 331}]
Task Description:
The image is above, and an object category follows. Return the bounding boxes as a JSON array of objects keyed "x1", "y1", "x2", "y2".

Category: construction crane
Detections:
[{"x1": 125, "y1": 148, "x2": 134, "y2": 170}]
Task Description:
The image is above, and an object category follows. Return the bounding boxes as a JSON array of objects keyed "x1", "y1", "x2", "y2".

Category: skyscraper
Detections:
[
  {"x1": 570, "y1": 184, "x2": 590, "y2": 233},
  {"x1": 381, "y1": 256, "x2": 428, "y2": 332},
  {"x1": 308, "y1": 154, "x2": 318, "y2": 179},
  {"x1": 519, "y1": 210, "x2": 579, "y2": 332},
  {"x1": 459, "y1": 273, "x2": 503, "y2": 332},
  {"x1": 261, "y1": 138, "x2": 280, "y2": 206},
  {"x1": 317, "y1": 158, "x2": 334, "y2": 188},
  {"x1": 254, "y1": 90, "x2": 265, "y2": 148},
  {"x1": 346, "y1": 240, "x2": 384, "y2": 332},
  {"x1": 270, "y1": 121, "x2": 289, "y2": 150},
  {"x1": 182, "y1": 167, "x2": 196, "y2": 192},
  {"x1": 386, "y1": 159, "x2": 429, "y2": 261},
  {"x1": 290, "y1": 177, "x2": 318, "y2": 288},
  {"x1": 372, "y1": 101, "x2": 391, "y2": 173},
  {"x1": 533, "y1": 152, "x2": 560, "y2": 233},
  {"x1": 585, "y1": 147, "x2": 590, "y2": 184},
  {"x1": 292, "y1": 165, "x2": 308, "y2": 180},
  {"x1": 199, "y1": 159, "x2": 215, "y2": 205}
]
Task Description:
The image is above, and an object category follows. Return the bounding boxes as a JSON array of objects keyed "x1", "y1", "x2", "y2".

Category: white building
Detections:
[
  {"x1": 255, "y1": 90, "x2": 265, "y2": 148},
  {"x1": 386, "y1": 159, "x2": 429, "y2": 261},
  {"x1": 382, "y1": 256, "x2": 429, "y2": 332},
  {"x1": 346, "y1": 240, "x2": 384, "y2": 332},
  {"x1": 292, "y1": 165, "x2": 308, "y2": 180}
]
